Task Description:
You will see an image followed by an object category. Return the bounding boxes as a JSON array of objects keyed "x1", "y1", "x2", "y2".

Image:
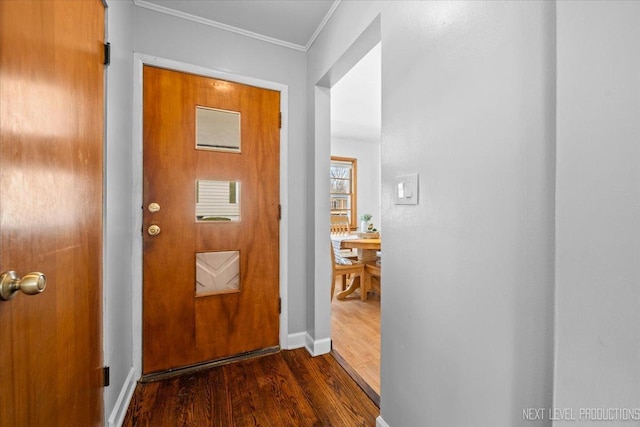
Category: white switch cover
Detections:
[{"x1": 395, "y1": 174, "x2": 418, "y2": 205}]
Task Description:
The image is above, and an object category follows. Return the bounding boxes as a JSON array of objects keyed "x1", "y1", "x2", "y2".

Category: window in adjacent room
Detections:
[{"x1": 330, "y1": 156, "x2": 357, "y2": 229}]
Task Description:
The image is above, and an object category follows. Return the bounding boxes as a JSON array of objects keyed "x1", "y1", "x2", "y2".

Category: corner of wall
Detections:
[
  {"x1": 286, "y1": 332, "x2": 307, "y2": 350},
  {"x1": 107, "y1": 367, "x2": 139, "y2": 427},
  {"x1": 305, "y1": 332, "x2": 332, "y2": 356}
]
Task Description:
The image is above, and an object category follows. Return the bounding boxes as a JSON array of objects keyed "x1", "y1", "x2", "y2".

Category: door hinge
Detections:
[
  {"x1": 278, "y1": 204, "x2": 282, "y2": 221},
  {"x1": 278, "y1": 297, "x2": 282, "y2": 314},
  {"x1": 103, "y1": 366, "x2": 110, "y2": 387},
  {"x1": 103, "y1": 42, "x2": 111, "y2": 66},
  {"x1": 278, "y1": 112, "x2": 282, "y2": 129}
]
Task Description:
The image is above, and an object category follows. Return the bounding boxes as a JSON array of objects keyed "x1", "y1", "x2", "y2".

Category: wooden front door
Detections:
[
  {"x1": 0, "y1": 1, "x2": 104, "y2": 425},
  {"x1": 142, "y1": 66, "x2": 280, "y2": 374}
]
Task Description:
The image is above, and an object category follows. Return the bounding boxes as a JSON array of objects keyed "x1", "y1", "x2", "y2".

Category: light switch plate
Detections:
[{"x1": 395, "y1": 174, "x2": 418, "y2": 205}]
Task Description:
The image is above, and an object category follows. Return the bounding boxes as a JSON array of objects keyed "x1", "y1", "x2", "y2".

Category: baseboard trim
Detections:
[
  {"x1": 108, "y1": 367, "x2": 138, "y2": 427},
  {"x1": 305, "y1": 333, "x2": 331, "y2": 356},
  {"x1": 376, "y1": 415, "x2": 390, "y2": 427},
  {"x1": 287, "y1": 332, "x2": 307, "y2": 349}
]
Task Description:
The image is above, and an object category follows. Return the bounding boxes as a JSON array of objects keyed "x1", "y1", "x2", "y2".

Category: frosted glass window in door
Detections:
[
  {"x1": 196, "y1": 251, "x2": 240, "y2": 296},
  {"x1": 196, "y1": 106, "x2": 241, "y2": 152},
  {"x1": 196, "y1": 180, "x2": 240, "y2": 222}
]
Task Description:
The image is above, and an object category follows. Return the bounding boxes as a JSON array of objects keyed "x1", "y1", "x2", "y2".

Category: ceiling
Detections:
[
  {"x1": 331, "y1": 43, "x2": 381, "y2": 143},
  {"x1": 135, "y1": 0, "x2": 340, "y2": 51},
  {"x1": 135, "y1": 0, "x2": 381, "y2": 143}
]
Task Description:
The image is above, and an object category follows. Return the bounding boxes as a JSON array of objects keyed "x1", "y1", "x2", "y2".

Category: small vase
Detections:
[{"x1": 360, "y1": 221, "x2": 369, "y2": 232}]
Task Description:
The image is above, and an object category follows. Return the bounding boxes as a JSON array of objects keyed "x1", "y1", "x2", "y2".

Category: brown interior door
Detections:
[
  {"x1": 142, "y1": 66, "x2": 280, "y2": 374},
  {"x1": 0, "y1": 1, "x2": 104, "y2": 425}
]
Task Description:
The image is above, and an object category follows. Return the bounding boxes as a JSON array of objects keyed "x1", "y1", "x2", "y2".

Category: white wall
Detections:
[
  {"x1": 310, "y1": 2, "x2": 555, "y2": 425},
  {"x1": 554, "y1": 2, "x2": 640, "y2": 424},
  {"x1": 331, "y1": 137, "x2": 381, "y2": 227},
  {"x1": 104, "y1": 1, "x2": 135, "y2": 424}
]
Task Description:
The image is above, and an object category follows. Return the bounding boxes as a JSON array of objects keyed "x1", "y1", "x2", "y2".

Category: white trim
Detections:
[
  {"x1": 133, "y1": 0, "x2": 340, "y2": 52},
  {"x1": 376, "y1": 416, "x2": 390, "y2": 427},
  {"x1": 102, "y1": 7, "x2": 110, "y2": 426},
  {"x1": 305, "y1": 333, "x2": 332, "y2": 356},
  {"x1": 108, "y1": 368, "x2": 139, "y2": 427},
  {"x1": 305, "y1": 0, "x2": 342, "y2": 51},
  {"x1": 286, "y1": 332, "x2": 307, "y2": 350},
  {"x1": 133, "y1": 0, "x2": 304, "y2": 51},
  {"x1": 132, "y1": 53, "x2": 289, "y2": 376}
]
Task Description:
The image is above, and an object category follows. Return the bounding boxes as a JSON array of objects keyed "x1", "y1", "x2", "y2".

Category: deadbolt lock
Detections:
[
  {"x1": 148, "y1": 202, "x2": 160, "y2": 213},
  {"x1": 148, "y1": 225, "x2": 161, "y2": 236}
]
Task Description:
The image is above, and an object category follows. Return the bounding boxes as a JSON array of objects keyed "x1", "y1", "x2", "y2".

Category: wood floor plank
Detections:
[
  {"x1": 281, "y1": 350, "x2": 379, "y2": 426},
  {"x1": 176, "y1": 374, "x2": 212, "y2": 426},
  {"x1": 225, "y1": 358, "x2": 275, "y2": 427},
  {"x1": 170, "y1": 369, "x2": 231, "y2": 427},
  {"x1": 158, "y1": 379, "x2": 190, "y2": 424},
  {"x1": 123, "y1": 349, "x2": 378, "y2": 427},
  {"x1": 252, "y1": 353, "x2": 321, "y2": 426},
  {"x1": 205, "y1": 368, "x2": 234, "y2": 426},
  {"x1": 331, "y1": 283, "x2": 381, "y2": 397},
  {"x1": 122, "y1": 381, "x2": 160, "y2": 427}
]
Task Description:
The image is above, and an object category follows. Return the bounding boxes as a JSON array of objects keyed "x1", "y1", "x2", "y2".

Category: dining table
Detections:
[
  {"x1": 340, "y1": 238, "x2": 381, "y2": 262},
  {"x1": 336, "y1": 237, "x2": 381, "y2": 300}
]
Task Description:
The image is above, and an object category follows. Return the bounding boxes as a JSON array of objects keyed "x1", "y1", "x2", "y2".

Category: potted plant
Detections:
[{"x1": 360, "y1": 214, "x2": 372, "y2": 232}]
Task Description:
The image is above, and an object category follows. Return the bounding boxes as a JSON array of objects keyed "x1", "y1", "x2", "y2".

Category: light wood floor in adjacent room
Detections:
[
  {"x1": 331, "y1": 283, "x2": 381, "y2": 405},
  {"x1": 122, "y1": 348, "x2": 379, "y2": 426}
]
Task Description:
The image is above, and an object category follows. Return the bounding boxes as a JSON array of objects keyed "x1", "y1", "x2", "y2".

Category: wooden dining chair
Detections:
[
  {"x1": 330, "y1": 217, "x2": 357, "y2": 262},
  {"x1": 330, "y1": 217, "x2": 351, "y2": 235},
  {"x1": 362, "y1": 261, "x2": 381, "y2": 301},
  {"x1": 330, "y1": 239, "x2": 364, "y2": 300}
]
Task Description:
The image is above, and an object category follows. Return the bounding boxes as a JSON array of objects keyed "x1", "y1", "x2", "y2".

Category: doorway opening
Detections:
[{"x1": 329, "y1": 42, "x2": 381, "y2": 404}]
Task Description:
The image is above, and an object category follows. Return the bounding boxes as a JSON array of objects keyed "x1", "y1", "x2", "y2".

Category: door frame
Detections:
[
  {"x1": 131, "y1": 53, "x2": 289, "y2": 375},
  {"x1": 313, "y1": 16, "x2": 381, "y2": 352}
]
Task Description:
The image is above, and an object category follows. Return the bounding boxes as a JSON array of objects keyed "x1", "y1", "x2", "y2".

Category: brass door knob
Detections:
[
  {"x1": 148, "y1": 224, "x2": 161, "y2": 236},
  {"x1": 0, "y1": 271, "x2": 46, "y2": 301}
]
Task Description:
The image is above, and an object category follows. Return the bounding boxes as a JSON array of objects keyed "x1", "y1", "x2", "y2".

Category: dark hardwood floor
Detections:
[{"x1": 123, "y1": 348, "x2": 379, "y2": 426}]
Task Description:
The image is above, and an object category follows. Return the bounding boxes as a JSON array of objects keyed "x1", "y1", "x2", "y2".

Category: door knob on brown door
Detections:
[
  {"x1": 148, "y1": 224, "x2": 161, "y2": 236},
  {"x1": 0, "y1": 271, "x2": 46, "y2": 301}
]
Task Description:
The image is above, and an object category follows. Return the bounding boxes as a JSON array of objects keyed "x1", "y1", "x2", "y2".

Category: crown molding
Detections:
[
  {"x1": 305, "y1": 0, "x2": 341, "y2": 51},
  {"x1": 133, "y1": 0, "x2": 341, "y2": 52}
]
